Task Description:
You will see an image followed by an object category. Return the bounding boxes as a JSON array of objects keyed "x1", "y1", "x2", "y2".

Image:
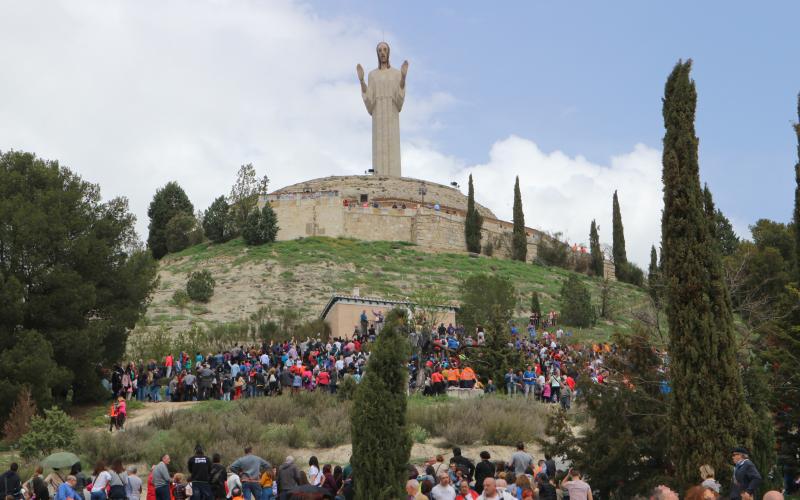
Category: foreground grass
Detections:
[
  {"x1": 154, "y1": 237, "x2": 650, "y2": 342},
  {"x1": 76, "y1": 392, "x2": 553, "y2": 469}
]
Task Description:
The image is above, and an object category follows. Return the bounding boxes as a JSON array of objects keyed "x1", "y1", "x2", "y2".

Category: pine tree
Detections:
[
  {"x1": 612, "y1": 190, "x2": 628, "y2": 276},
  {"x1": 351, "y1": 309, "x2": 412, "y2": 499},
  {"x1": 661, "y1": 60, "x2": 752, "y2": 487},
  {"x1": 559, "y1": 275, "x2": 595, "y2": 327},
  {"x1": 647, "y1": 245, "x2": 660, "y2": 308},
  {"x1": 512, "y1": 176, "x2": 527, "y2": 262},
  {"x1": 464, "y1": 174, "x2": 483, "y2": 253},
  {"x1": 530, "y1": 291, "x2": 541, "y2": 315},
  {"x1": 589, "y1": 220, "x2": 604, "y2": 277}
]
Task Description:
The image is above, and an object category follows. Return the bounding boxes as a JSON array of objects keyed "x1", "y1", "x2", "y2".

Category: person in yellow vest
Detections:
[{"x1": 459, "y1": 366, "x2": 476, "y2": 389}]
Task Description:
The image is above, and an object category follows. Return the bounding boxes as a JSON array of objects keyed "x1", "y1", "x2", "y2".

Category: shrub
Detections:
[
  {"x1": 337, "y1": 377, "x2": 358, "y2": 401},
  {"x1": 408, "y1": 424, "x2": 429, "y2": 444},
  {"x1": 537, "y1": 232, "x2": 570, "y2": 268},
  {"x1": 19, "y1": 407, "x2": 76, "y2": 459},
  {"x1": 186, "y1": 270, "x2": 215, "y2": 302},
  {"x1": 241, "y1": 203, "x2": 279, "y2": 246},
  {"x1": 202, "y1": 196, "x2": 237, "y2": 244},
  {"x1": 3, "y1": 386, "x2": 37, "y2": 444},
  {"x1": 617, "y1": 261, "x2": 645, "y2": 287},
  {"x1": 171, "y1": 289, "x2": 190, "y2": 309}
]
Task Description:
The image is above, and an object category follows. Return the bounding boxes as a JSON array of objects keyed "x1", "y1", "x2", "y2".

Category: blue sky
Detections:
[
  {"x1": 315, "y1": 0, "x2": 800, "y2": 227},
  {"x1": 0, "y1": 1, "x2": 797, "y2": 266}
]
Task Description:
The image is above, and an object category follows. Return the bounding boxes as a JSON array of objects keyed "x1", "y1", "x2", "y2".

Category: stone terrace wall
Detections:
[{"x1": 271, "y1": 175, "x2": 497, "y2": 219}]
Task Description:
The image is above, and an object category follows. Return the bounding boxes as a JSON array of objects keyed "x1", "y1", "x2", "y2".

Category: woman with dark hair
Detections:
[
  {"x1": 320, "y1": 465, "x2": 337, "y2": 495},
  {"x1": 331, "y1": 466, "x2": 343, "y2": 494},
  {"x1": 70, "y1": 463, "x2": 88, "y2": 494},
  {"x1": 107, "y1": 460, "x2": 128, "y2": 500},
  {"x1": 306, "y1": 457, "x2": 321, "y2": 487}
]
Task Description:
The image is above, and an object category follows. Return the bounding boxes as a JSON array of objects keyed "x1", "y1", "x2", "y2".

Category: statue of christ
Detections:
[{"x1": 357, "y1": 42, "x2": 408, "y2": 177}]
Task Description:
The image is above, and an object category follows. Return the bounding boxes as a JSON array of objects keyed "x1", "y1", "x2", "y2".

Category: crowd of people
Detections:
[{"x1": 0, "y1": 443, "x2": 784, "y2": 500}]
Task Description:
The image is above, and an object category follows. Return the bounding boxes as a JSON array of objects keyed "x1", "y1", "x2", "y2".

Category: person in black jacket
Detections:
[
  {"x1": 208, "y1": 454, "x2": 227, "y2": 500},
  {"x1": 449, "y1": 448, "x2": 474, "y2": 484},
  {"x1": 730, "y1": 446, "x2": 762, "y2": 500},
  {"x1": 1, "y1": 463, "x2": 23, "y2": 500},
  {"x1": 473, "y1": 451, "x2": 495, "y2": 494},
  {"x1": 188, "y1": 445, "x2": 213, "y2": 500}
]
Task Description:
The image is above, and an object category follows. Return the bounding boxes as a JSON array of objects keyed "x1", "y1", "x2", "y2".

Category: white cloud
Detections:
[{"x1": 0, "y1": 0, "x2": 662, "y2": 268}]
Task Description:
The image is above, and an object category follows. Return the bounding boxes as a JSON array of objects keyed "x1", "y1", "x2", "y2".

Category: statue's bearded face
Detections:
[{"x1": 376, "y1": 42, "x2": 390, "y2": 67}]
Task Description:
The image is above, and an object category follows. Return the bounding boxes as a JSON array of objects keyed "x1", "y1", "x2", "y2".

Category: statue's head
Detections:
[{"x1": 376, "y1": 42, "x2": 390, "y2": 68}]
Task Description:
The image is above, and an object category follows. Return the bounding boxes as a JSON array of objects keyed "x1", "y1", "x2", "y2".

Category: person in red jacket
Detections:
[
  {"x1": 316, "y1": 370, "x2": 330, "y2": 390},
  {"x1": 146, "y1": 465, "x2": 156, "y2": 500}
]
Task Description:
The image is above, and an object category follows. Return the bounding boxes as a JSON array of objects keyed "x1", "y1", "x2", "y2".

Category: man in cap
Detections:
[{"x1": 730, "y1": 446, "x2": 761, "y2": 500}]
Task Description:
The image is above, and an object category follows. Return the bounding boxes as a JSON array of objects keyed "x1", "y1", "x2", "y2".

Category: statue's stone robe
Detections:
[{"x1": 362, "y1": 67, "x2": 405, "y2": 177}]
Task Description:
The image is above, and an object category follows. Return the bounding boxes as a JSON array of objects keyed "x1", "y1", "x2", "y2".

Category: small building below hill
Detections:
[{"x1": 321, "y1": 293, "x2": 458, "y2": 339}]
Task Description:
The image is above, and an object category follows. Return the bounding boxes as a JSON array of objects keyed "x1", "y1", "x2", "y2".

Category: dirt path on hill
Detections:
[{"x1": 125, "y1": 401, "x2": 199, "y2": 428}]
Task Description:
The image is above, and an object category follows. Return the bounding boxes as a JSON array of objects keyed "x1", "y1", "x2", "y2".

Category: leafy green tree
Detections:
[
  {"x1": 186, "y1": 270, "x2": 215, "y2": 303},
  {"x1": 18, "y1": 406, "x2": 76, "y2": 459},
  {"x1": 539, "y1": 326, "x2": 672, "y2": 497},
  {"x1": 202, "y1": 196, "x2": 236, "y2": 244},
  {"x1": 147, "y1": 181, "x2": 194, "y2": 259},
  {"x1": 660, "y1": 61, "x2": 752, "y2": 487},
  {"x1": 751, "y1": 218, "x2": 795, "y2": 263},
  {"x1": 460, "y1": 274, "x2": 522, "y2": 389},
  {"x1": 229, "y1": 163, "x2": 269, "y2": 233},
  {"x1": 589, "y1": 220, "x2": 604, "y2": 277},
  {"x1": 612, "y1": 190, "x2": 628, "y2": 275},
  {"x1": 464, "y1": 174, "x2": 483, "y2": 253},
  {"x1": 241, "y1": 203, "x2": 279, "y2": 246},
  {"x1": 351, "y1": 309, "x2": 411, "y2": 499},
  {"x1": 618, "y1": 261, "x2": 645, "y2": 287},
  {"x1": 530, "y1": 291, "x2": 541, "y2": 315},
  {"x1": 537, "y1": 232, "x2": 569, "y2": 268},
  {"x1": 165, "y1": 212, "x2": 203, "y2": 253},
  {"x1": 0, "y1": 151, "x2": 157, "y2": 417},
  {"x1": 511, "y1": 176, "x2": 527, "y2": 262},
  {"x1": 559, "y1": 275, "x2": 595, "y2": 327},
  {"x1": 648, "y1": 245, "x2": 661, "y2": 308}
]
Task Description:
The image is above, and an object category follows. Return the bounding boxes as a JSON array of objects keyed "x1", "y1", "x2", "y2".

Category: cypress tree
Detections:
[
  {"x1": 647, "y1": 245, "x2": 660, "y2": 307},
  {"x1": 512, "y1": 176, "x2": 527, "y2": 261},
  {"x1": 351, "y1": 309, "x2": 412, "y2": 499},
  {"x1": 464, "y1": 174, "x2": 483, "y2": 253},
  {"x1": 793, "y1": 93, "x2": 800, "y2": 280},
  {"x1": 661, "y1": 60, "x2": 752, "y2": 486},
  {"x1": 589, "y1": 220, "x2": 604, "y2": 277},
  {"x1": 530, "y1": 291, "x2": 541, "y2": 315},
  {"x1": 612, "y1": 190, "x2": 628, "y2": 276}
]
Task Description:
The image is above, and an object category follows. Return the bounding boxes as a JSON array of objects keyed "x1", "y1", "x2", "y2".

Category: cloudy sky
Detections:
[{"x1": 1, "y1": 1, "x2": 798, "y2": 267}]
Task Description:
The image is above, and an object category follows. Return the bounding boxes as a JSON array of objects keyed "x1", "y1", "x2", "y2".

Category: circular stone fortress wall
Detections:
[{"x1": 271, "y1": 175, "x2": 496, "y2": 219}]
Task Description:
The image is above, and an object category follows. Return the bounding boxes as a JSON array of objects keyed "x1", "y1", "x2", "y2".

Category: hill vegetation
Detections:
[{"x1": 134, "y1": 236, "x2": 651, "y2": 344}]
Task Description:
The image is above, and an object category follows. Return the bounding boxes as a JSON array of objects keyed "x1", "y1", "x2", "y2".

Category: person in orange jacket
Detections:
[
  {"x1": 459, "y1": 366, "x2": 476, "y2": 389},
  {"x1": 447, "y1": 367, "x2": 460, "y2": 387}
]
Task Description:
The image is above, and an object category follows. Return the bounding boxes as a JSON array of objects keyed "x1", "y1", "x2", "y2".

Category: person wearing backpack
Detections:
[
  {"x1": 209, "y1": 454, "x2": 227, "y2": 500},
  {"x1": 89, "y1": 462, "x2": 112, "y2": 500}
]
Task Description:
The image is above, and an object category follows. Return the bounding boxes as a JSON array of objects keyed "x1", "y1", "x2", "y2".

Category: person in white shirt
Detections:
[
  {"x1": 477, "y1": 478, "x2": 515, "y2": 500},
  {"x1": 430, "y1": 473, "x2": 456, "y2": 500},
  {"x1": 226, "y1": 472, "x2": 242, "y2": 500},
  {"x1": 307, "y1": 457, "x2": 322, "y2": 486}
]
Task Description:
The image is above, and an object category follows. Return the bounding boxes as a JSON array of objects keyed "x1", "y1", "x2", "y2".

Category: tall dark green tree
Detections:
[
  {"x1": 461, "y1": 274, "x2": 522, "y2": 390},
  {"x1": 241, "y1": 203, "x2": 279, "y2": 246},
  {"x1": 589, "y1": 220, "x2": 604, "y2": 277},
  {"x1": 714, "y1": 209, "x2": 740, "y2": 256},
  {"x1": 0, "y1": 151, "x2": 158, "y2": 424},
  {"x1": 794, "y1": 93, "x2": 800, "y2": 279},
  {"x1": 660, "y1": 61, "x2": 752, "y2": 487},
  {"x1": 612, "y1": 190, "x2": 628, "y2": 275},
  {"x1": 559, "y1": 275, "x2": 595, "y2": 327},
  {"x1": 464, "y1": 174, "x2": 483, "y2": 253},
  {"x1": 202, "y1": 196, "x2": 236, "y2": 244},
  {"x1": 647, "y1": 245, "x2": 661, "y2": 307},
  {"x1": 530, "y1": 291, "x2": 541, "y2": 315},
  {"x1": 351, "y1": 309, "x2": 412, "y2": 499},
  {"x1": 511, "y1": 176, "x2": 527, "y2": 262},
  {"x1": 147, "y1": 181, "x2": 194, "y2": 259}
]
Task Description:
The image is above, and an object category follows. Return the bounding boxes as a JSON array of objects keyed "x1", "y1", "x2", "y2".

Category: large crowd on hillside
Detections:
[{"x1": 100, "y1": 310, "x2": 615, "y2": 431}]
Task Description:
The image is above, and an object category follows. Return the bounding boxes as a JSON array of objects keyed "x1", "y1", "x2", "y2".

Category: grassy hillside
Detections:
[{"x1": 136, "y1": 236, "x2": 650, "y2": 341}]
